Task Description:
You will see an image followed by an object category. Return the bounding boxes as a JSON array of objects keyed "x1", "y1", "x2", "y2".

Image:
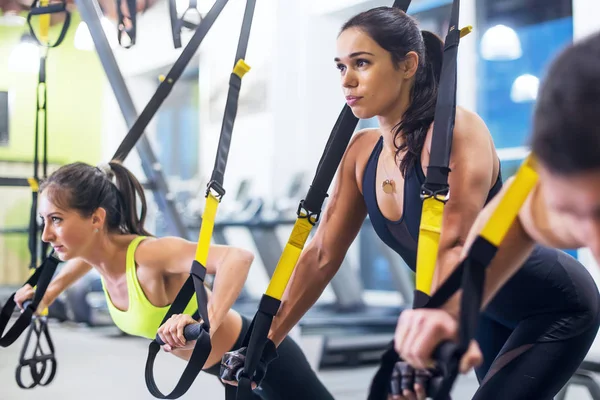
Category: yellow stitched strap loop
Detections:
[
  {"x1": 460, "y1": 25, "x2": 473, "y2": 38},
  {"x1": 481, "y1": 155, "x2": 538, "y2": 246},
  {"x1": 233, "y1": 59, "x2": 251, "y2": 79},
  {"x1": 39, "y1": 0, "x2": 50, "y2": 44},
  {"x1": 416, "y1": 197, "x2": 445, "y2": 294},
  {"x1": 265, "y1": 217, "x2": 314, "y2": 300},
  {"x1": 27, "y1": 178, "x2": 39, "y2": 192},
  {"x1": 195, "y1": 193, "x2": 220, "y2": 264}
]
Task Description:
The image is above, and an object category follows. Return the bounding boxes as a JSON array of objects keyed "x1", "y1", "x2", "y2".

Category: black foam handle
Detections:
[
  {"x1": 154, "y1": 323, "x2": 203, "y2": 345},
  {"x1": 22, "y1": 300, "x2": 33, "y2": 311},
  {"x1": 432, "y1": 341, "x2": 461, "y2": 367}
]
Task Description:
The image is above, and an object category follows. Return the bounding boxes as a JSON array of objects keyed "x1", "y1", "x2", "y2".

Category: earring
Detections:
[{"x1": 94, "y1": 228, "x2": 99, "y2": 233}]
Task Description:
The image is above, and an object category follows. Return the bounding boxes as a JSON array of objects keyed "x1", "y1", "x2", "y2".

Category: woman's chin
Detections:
[{"x1": 349, "y1": 105, "x2": 375, "y2": 120}]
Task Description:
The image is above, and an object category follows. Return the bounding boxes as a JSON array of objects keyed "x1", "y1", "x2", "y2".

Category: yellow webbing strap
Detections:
[
  {"x1": 27, "y1": 178, "x2": 39, "y2": 192},
  {"x1": 416, "y1": 197, "x2": 445, "y2": 294},
  {"x1": 29, "y1": 270, "x2": 49, "y2": 317},
  {"x1": 40, "y1": 0, "x2": 50, "y2": 44},
  {"x1": 233, "y1": 59, "x2": 251, "y2": 79},
  {"x1": 195, "y1": 192, "x2": 220, "y2": 265},
  {"x1": 481, "y1": 155, "x2": 538, "y2": 246},
  {"x1": 265, "y1": 217, "x2": 314, "y2": 300}
]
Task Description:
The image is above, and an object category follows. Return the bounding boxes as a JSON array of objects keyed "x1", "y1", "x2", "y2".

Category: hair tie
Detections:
[{"x1": 96, "y1": 162, "x2": 114, "y2": 179}]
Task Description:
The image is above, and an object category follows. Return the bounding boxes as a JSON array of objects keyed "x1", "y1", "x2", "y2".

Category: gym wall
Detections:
[{"x1": 0, "y1": 11, "x2": 104, "y2": 284}]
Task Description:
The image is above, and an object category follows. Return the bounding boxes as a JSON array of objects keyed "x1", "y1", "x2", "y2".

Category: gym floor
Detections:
[{"x1": 0, "y1": 321, "x2": 592, "y2": 400}]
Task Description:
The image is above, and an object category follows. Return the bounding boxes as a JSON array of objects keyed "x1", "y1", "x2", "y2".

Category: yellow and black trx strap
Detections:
[
  {"x1": 414, "y1": 0, "x2": 472, "y2": 308},
  {"x1": 228, "y1": 2, "x2": 412, "y2": 399},
  {"x1": 0, "y1": 1, "x2": 70, "y2": 388},
  {"x1": 143, "y1": 1, "x2": 255, "y2": 398},
  {"x1": 421, "y1": 156, "x2": 539, "y2": 399},
  {"x1": 0, "y1": 0, "x2": 68, "y2": 353}
]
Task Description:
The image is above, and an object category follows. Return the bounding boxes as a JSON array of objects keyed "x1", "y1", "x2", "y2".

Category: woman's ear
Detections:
[
  {"x1": 403, "y1": 51, "x2": 419, "y2": 79},
  {"x1": 91, "y1": 207, "x2": 107, "y2": 231}
]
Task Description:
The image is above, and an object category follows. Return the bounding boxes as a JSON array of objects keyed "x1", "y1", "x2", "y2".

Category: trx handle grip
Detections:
[
  {"x1": 27, "y1": 1, "x2": 71, "y2": 48},
  {"x1": 22, "y1": 300, "x2": 33, "y2": 311},
  {"x1": 154, "y1": 323, "x2": 204, "y2": 345}
]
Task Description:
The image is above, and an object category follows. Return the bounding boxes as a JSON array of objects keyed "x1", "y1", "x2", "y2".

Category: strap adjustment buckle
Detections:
[
  {"x1": 297, "y1": 200, "x2": 320, "y2": 226},
  {"x1": 206, "y1": 180, "x2": 226, "y2": 200},
  {"x1": 420, "y1": 185, "x2": 450, "y2": 203}
]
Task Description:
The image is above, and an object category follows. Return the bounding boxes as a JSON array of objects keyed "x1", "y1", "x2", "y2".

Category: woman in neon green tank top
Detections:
[{"x1": 14, "y1": 161, "x2": 334, "y2": 400}]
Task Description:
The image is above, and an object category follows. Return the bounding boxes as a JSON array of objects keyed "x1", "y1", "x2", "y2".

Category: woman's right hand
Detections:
[
  {"x1": 157, "y1": 314, "x2": 198, "y2": 352},
  {"x1": 14, "y1": 284, "x2": 48, "y2": 314}
]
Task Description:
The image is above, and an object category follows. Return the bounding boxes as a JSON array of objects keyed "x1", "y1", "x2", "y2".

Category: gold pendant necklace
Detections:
[
  {"x1": 381, "y1": 151, "x2": 397, "y2": 195},
  {"x1": 382, "y1": 179, "x2": 395, "y2": 194}
]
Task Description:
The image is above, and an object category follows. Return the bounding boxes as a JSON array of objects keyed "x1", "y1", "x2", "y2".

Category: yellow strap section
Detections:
[
  {"x1": 233, "y1": 59, "x2": 251, "y2": 79},
  {"x1": 265, "y1": 217, "x2": 314, "y2": 300},
  {"x1": 416, "y1": 197, "x2": 445, "y2": 294},
  {"x1": 29, "y1": 269, "x2": 48, "y2": 316},
  {"x1": 481, "y1": 156, "x2": 538, "y2": 246},
  {"x1": 27, "y1": 178, "x2": 39, "y2": 192},
  {"x1": 460, "y1": 25, "x2": 473, "y2": 38},
  {"x1": 40, "y1": 0, "x2": 50, "y2": 44},
  {"x1": 194, "y1": 193, "x2": 220, "y2": 264}
]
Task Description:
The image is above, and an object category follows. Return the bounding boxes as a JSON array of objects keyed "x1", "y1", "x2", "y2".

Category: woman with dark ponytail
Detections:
[
  {"x1": 14, "y1": 161, "x2": 334, "y2": 399},
  {"x1": 260, "y1": 6, "x2": 599, "y2": 400}
]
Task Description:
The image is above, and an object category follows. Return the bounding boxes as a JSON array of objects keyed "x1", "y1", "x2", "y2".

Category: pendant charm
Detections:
[{"x1": 382, "y1": 179, "x2": 395, "y2": 194}]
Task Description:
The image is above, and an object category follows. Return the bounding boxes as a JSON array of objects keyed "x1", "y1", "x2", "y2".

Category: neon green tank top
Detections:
[{"x1": 101, "y1": 236, "x2": 198, "y2": 340}]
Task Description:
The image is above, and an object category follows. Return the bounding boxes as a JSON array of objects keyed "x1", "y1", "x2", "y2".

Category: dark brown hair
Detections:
[
  {"x1": 40, "y1": 161, "x2": 152, "y2": 236},
  {"x1": 342, "y1": 6, "x2": 444, "y2": 176},
  {"x1": 532, "y1": 32, "x2": 600, "y2": 175}
]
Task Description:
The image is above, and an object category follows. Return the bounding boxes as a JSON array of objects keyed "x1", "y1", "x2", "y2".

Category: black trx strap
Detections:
[
  {"x1": 369, "y1": 0, "x2": 469, "y2": 398},
  {"x1": 28, "y1": 48, "x2": 51, "y2": 271},
  {"x1": 143, "y1": 1, "x2": 255, "y2": 398},
  {"x1": 15, "y1": 301, "x2": 57, "y2": 389},
  {"x1": 169, "y1": 0, "x2": 203, "y2": 49},
  {"x1": 0, "y1": 254, "x2": 60, "y2": 348},
  {"x1": 116, "y1": 0, "x2": 138, "y2": 48},
  {"x1": 224, "y1": 3, "x2": 413, "y2": 399},
  {"x1": 112, "y1": 0, "x2": 231, "y2": 162}
]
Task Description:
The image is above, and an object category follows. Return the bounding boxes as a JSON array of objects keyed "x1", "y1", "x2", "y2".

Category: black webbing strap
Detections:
[
  {"x1": 15, "y1": 314, "x2": 57, "y2": 389},
  {"x1": 233, "y1": 3, "x2": 413, "y2": 399},
  {"x1": 369, "y1": 0, "x2": 463, "y2": 398},
  {"x1": 28, "y1": 52, "x2": 50, "y2": 272},
  {"x1": 144, "y1": 2, "x2": 255, "y2": 398},
  {"x1": 145, "y1": 261, "x2": 212, "y2": 399},
  {"x1": 26, "y1": 0, "x2": 71, "y2": 48},
  {"x1": 112, "y1": 0, "x2": 231, "y2": 162},
  {"x1": 116, "y1": 0, "x2": 138, "y2": 48},
  {"x1": 169, "y1": 0, "x2": 203, "y2": 49},
  {"x1": 0, "y1": 254, "x2": 60, "y2": 348},
  {"x1": 209, "y1": 0, "x2": 255, "y2": 188},
  {"x1": 422, "y1": 1, "x2": 461, "y2": 193},
  {"x1": 422, "y1": 237, "x2": 496, "y2": 399}
]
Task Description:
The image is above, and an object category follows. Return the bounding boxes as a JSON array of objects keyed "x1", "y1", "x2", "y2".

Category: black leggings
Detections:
[
  {"x1": 471, "y1": 249, "x2": 600, "y2": 400},
  {"x1": 472, "y1": 310, "x2": 600, "y2": 400},
  {"x1": 204, "y1": 316, "x2": 334, "y2": 400}
]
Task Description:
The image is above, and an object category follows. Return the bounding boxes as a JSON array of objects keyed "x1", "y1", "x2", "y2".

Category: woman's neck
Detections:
[
  {"x1": 81, "y1": 233, "x2": 131, "y2": 283},
  {"x1": 377, "y1": 88, "x2": 411, "y2": 160}
]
